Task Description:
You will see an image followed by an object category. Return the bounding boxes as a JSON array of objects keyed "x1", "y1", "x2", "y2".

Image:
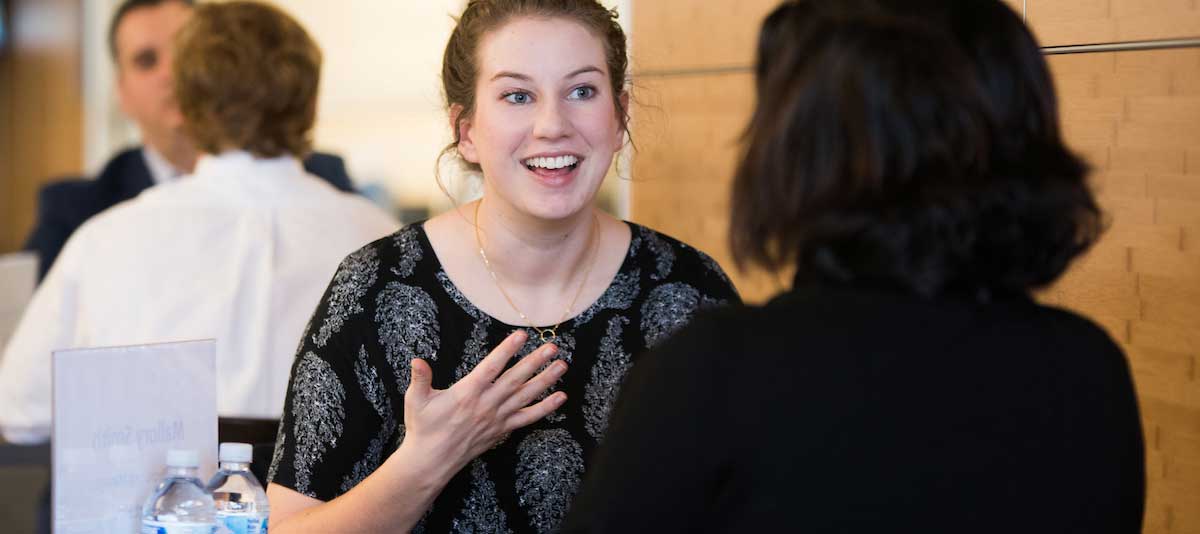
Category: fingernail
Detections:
[
  {"x1": 552, "y1": 361, "x2": 567, "y2": 374},
  {"x1": 555, "y1": 392, "x2": 567, "y2": 404}
]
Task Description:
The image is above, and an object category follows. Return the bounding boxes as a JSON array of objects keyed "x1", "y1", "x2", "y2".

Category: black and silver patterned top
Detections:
[{"x1": 269, "y1": 221, "x2": 740, "y2": 533}]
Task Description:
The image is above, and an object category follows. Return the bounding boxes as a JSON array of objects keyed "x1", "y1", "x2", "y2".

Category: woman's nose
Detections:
[{"x1": 533, "y1": 100, "x2": 571, "y2": 140}]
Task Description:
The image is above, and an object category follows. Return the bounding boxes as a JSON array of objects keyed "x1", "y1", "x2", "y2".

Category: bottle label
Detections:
[
  {"x1": 216, "y1": 512, "x2": 269, "y2": 534},
  {"x1": 140, "y1": 520, "x2": 217, "y2": 534}
]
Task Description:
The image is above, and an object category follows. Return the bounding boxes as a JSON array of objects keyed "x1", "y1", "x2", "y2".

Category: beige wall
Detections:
[{"x1": 629, "y1": 2, "x2": 1200, "y2": 532}]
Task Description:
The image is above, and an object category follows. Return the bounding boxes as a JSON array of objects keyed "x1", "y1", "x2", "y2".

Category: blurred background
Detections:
[
  {"x1": 0, "y1": 0, "x2": 632, "y2": 241},
  {"x1": 2, "y1": 1, "x2": 1200, "y2": 533}
]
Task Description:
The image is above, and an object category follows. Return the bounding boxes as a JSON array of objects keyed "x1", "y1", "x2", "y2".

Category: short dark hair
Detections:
[
  {"x1": 173, "y1": 1, "x2": 321, "y2": 157},
  {"x1": 730, "y1": 0, "x2": 1101, "y2": 297},
  {"x1": 108, "y1": 0, "x2": 195, "y2": 63}
]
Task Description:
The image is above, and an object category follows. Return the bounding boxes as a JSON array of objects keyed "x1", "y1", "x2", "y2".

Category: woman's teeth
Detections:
[{"x1": 524, "y1": 155, "x2": 579, "y2": 170}]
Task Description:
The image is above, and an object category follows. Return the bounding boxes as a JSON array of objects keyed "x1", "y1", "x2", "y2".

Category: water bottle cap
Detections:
[
  {"x1": 219, "y1": 442, "x2": 253, "y2": 463},
  {"x1": 165, "y1": 449, "x2": 200, "y2": 467}
]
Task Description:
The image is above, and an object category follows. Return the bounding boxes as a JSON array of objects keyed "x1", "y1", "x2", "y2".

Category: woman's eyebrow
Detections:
[
  {"x1": 488, "y1": 66, "x2": 603, "y2": 83},
  {"x1": 565, "y1": 66, "x2": 603, "y2": 78},
  {"x1": 490, "y1": 71, "x2": 532, "y2": 82}
]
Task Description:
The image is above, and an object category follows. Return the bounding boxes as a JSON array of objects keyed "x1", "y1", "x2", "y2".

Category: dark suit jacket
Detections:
[{"x1": 22, "y1": 147, "x2": 356, "y2": 282}]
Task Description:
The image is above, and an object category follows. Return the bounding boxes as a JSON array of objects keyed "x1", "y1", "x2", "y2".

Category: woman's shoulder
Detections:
[
  {"x1": 1027, "y1": 302, "x2": 1128, "y2": 360},
  {"x1": 320, "y1": 223, "x2": 437, "y2": 318},
  {"x1": 337, "y1": 222, "x2": 432, "y2": 279},
  {"x1": 307, "y1": 222, "x2": 440, "y2": 351},
  {"x1": 623, "y1": 221, "x2": 739, "y2": 301}
]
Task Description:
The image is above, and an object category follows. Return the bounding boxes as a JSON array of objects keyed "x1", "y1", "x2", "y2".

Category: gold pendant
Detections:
[{"x1": 539, "y1": 328, "x2": 557, "y2": 344}]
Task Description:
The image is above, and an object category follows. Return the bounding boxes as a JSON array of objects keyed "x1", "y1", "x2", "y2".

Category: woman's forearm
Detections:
[{"x1": 271, "y1": 440, "x2": 464, "y2": 533}]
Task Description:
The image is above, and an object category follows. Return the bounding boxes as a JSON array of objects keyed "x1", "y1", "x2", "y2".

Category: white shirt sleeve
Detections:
[{"x1": 0, "y1": 229, "x2": 86, "y2": 444}]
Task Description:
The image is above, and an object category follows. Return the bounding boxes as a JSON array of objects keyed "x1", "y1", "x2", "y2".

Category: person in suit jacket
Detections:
[{"x1": 22, "y1": 0, "x2": 356, "y2": 282}]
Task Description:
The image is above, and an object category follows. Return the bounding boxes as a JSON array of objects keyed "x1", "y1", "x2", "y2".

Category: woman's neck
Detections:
[{"x1": 472, "y1": 197, "x2": 598, "y2": 294}]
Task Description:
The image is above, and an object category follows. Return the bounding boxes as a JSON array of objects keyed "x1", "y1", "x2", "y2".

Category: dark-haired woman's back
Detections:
[
  {"x1": 565, "y1": 0, "x2": 1145, "y2": 531},
  {"x1": 564, "y1": 282, "x2": 1143, "y2": 533}
]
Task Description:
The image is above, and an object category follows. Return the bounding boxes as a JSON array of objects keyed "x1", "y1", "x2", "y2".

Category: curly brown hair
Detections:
[
  {"x1": 440, "y1": 0, "x2": 630, "y2": 174},
  {"x1": 173, "y1": 1, "x2": 321, "y2": 158}
]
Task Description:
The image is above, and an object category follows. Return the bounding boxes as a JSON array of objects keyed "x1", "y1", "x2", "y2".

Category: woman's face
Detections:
[{"x1": 458, "y1": 16, "x2": 624, "y2": 222}]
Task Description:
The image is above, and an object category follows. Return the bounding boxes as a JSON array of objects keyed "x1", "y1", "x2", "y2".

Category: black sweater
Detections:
[{"x1": 564, "y1": 284, "x2": 1144, "y2": 533}]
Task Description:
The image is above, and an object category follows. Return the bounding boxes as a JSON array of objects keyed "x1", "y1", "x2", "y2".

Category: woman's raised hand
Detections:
[{"x1": 402, "y1": 330, "x2": 567, "y2": 469}]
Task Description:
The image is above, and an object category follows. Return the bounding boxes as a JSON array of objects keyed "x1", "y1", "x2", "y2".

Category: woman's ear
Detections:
[{"x1": 451, "y1": 104, "x2": 479, "y2": 163}]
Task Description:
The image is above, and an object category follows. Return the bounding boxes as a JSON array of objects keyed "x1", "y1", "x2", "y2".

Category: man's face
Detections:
[{"x1": 113, "y1": 1, "x2": 192, "y2": 140}]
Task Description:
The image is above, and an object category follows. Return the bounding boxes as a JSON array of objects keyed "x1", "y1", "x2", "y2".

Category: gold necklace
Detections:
[{"x1": 474, "y1": 201, "x2": 600, "y2": 343}]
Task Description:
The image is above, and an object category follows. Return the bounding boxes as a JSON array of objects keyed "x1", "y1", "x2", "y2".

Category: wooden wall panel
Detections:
[
  {"x1": 1046, "y1": 48, "x2": 1200, "y2": 534},
  {"x1": 1027, "y1": 0, "x2": 1200, "y2": 47},
  {"x1": 0, "y1": 0, "x2": 83, "y2": 254},
  {"x1": 0, "y1": 24, "x2": 11, "y2": 254},
  {"x1": 630, "y1": 0, "x2": 778, "y2": 73}
]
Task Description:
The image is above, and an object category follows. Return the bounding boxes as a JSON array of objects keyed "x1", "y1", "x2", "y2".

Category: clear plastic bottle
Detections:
[
  {"x1": 207, "y1": 442, "x2": 270, "y2": 534},
  {"x1": 141, "y1": 449, "x2": 217, "y2": 534}
]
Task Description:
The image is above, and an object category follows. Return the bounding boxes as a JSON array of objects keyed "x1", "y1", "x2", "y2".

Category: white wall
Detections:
[
  {"x1": 82, "y1": 0, "x2": 130, "y2": 174},
  {"x1": 283, "y1": 0, "x2": 462, "y2": 213},
  {"x1": 82, "y1": 0, "x2": 633, "y2": 217}
]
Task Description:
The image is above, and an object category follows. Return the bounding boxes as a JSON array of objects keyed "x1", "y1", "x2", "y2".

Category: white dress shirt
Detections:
[{"x1": 0, "y1": 151, "x2": 398, "y2": 443}]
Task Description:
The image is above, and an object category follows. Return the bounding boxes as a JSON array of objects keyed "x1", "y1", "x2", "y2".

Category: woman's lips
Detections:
[
  {"x1": 526, "y1": 162, "x2": 579, "y2": 187},
  {"x1": 523, "y1": 155, "x2": 582, "y2": 187}
]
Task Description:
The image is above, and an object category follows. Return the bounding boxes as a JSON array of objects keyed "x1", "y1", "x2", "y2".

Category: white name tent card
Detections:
[{"x1": 52, "y1": 339, "x2": 218, "y2": 533}]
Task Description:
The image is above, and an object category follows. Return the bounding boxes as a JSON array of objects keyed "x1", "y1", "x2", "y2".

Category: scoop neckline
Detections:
[{"x1": 410, "y1": 219, "x2": 641, "y2": 331}]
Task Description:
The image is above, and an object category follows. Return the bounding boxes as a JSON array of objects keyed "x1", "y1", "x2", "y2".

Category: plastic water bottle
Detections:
[
  {"x1": 141, "y1": 449, "x2": 217, "y2": 534},
  {"x1": 207, "y1": 442, "x2": 270, "y2": 534}
]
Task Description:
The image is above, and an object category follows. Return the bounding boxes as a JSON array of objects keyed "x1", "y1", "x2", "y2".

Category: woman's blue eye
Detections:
[
  {"x1": 569, "y1": 86, "x2": 596, "y2": 100},
  {"x1": 504, "y1": 92, "x2": 531, "y2": 104}
]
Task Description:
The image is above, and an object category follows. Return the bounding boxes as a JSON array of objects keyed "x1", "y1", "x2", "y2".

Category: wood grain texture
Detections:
[
  {"x1": 1027, "y1": 0, "x2": 1200, "y2": 47},
  {"x1": 630, "y1": 0, "x2": 780, "y2": 73},
  {"x1": 1049, "y1": 47, "x2": 1200, "y2": 534},
  {"x1": 0, "y1": 27, "x2": 12, "y2": 254},
  {"x1": 0, "y1": 0, "x2": 83, "y2": 254}
]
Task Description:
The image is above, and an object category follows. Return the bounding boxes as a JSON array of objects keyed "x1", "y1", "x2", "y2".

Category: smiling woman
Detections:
[
  {"x1": 453, "y1": 15, "x2": 625, "y2": 222},
  {"x1": 264, "y1": 1, "x2": 740, "y2": 533}
]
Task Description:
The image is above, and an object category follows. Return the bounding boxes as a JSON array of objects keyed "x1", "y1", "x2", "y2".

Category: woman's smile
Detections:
[{"x1": 522, "y1": 153, "x2": 583, "y2": 187}]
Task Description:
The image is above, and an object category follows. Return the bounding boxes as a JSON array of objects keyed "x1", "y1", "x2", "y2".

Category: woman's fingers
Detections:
[
  {"x1": 499, "y1": 359, "x2": 568, "y2": 414},
  {"x1": 491, "y1": 342, "x2": 558, "y2": 392},
  {"x1": 400, "y1": 333, "x2": 566, "y2": 468},
  {"x1": 406, "y1": 358, "x2": 433, "y2": 404},
  {"x1": 462, "y1": 330, "x2": 528, "y2": 388},
  {"x1": 415, "y1": 331, "x2": 564, "y2": 448},
  {"x1": 506, "y1": 391, "x2": 568, "y2": 430}
]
